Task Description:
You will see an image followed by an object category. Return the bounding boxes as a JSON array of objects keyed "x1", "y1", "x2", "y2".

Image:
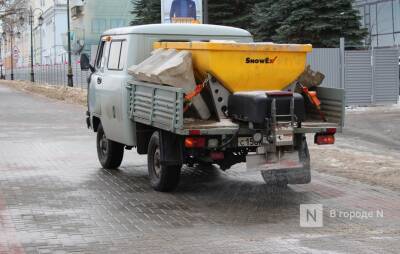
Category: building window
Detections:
[
  {"x1": 377, "y1": 1, "x2": 393, "y2": 34},
  {"x1": 110, "y1": 19, "x2": 126, "y2": 29},
  {"x1": 92, "y1": 19, "x2": 107, "y2": 34},
  {"x1": 394, "y1": 0, "x2": 400, "y2": 32},
  {"x1": 364, "y1": 4, "x2": 370, "y2": 25},
  {"x1": 356, "y1": 0, "x2": 400, "y2": 46},
  {"x1": 370, "y1": 4, "x2": 377, "y2": 35}
]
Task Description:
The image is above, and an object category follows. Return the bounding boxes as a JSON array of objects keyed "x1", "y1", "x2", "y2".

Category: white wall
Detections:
[
  {"x1": 70, "y1": 0, "x2": 134, "y2": 59},
  {"x1": 13, "y1": 0, "x2": 68, "y2": 65},
  {"x1": 40, "y1": 3, "x2": 68, "y2": 64}
]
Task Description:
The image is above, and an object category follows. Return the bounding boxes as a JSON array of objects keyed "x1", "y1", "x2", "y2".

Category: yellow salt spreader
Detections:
[{"x1": 154, "y1": 41, "x2": 313, "y2": 92}]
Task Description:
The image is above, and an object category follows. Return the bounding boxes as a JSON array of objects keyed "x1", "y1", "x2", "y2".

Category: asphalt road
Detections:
[{"x1": 0, "y1": 85, "x2": 399, "y2": 254}]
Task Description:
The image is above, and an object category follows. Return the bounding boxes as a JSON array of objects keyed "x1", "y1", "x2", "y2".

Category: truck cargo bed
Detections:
[
  {"x1": 184, "y1": 118, "x2": 239, "y2": 135},
  {"x1": 296, "y1": 121, "x2": 339, "y2": 133},
  {"x1": 127, "y1": 80, "x2": 239, "y2": 135},
  {"x1": 127, "y1": 80, "x2": 345, "y2": 136}
]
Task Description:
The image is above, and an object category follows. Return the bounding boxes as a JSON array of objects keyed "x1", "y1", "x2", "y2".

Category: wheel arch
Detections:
[
  {"x1": 92, "y1": 116, "x2": 101, "y2": 132},
  {"x1": 136, "y1": 122, "x2": 156, "y2": 155}
]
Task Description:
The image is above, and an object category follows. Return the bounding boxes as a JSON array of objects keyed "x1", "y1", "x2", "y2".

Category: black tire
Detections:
[
  {"x1": 96, "y1": 123, "x2": 124, "y2": 169},
  {"x1": 147, "y1": 131, "x2": 181, "y2": 192}
]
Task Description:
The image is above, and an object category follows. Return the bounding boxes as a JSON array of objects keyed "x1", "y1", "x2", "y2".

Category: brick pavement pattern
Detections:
[{"x1": 0, "y1": 85, "x2": 400, "y2": 254}]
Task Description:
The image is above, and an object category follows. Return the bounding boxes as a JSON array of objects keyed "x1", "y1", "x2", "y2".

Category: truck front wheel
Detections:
[
  {"x1": 96, "y1": 123, "x2": 124, "y2": 169},
  {"x1": 147, "y1": 131, "x2": 181, "y2": 192}
]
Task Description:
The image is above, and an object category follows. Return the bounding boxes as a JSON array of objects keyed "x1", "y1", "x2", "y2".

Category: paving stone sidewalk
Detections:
[{"x1": 0, "y1": 85, "x2": 399, "y2": 254}]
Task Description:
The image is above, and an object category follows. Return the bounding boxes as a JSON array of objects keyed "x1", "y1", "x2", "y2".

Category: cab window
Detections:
[
  {"x1": 95, "y1": 41, "x2": 105, "y2": 69},
  {"x1": 107, "y1": 40, "x2": 127, "y2": 71},
  {"x1": 95, "y1": 39, "x2": 110, "y2": 72}
]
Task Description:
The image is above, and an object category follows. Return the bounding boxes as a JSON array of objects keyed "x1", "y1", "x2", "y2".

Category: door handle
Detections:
[{"x1": 97, "y1": 77, "x2": 102, "y2": 84}]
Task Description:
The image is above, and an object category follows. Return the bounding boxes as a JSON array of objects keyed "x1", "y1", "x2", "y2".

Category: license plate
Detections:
[
  {"x1": 238, "y1": 137, "x2": 262, "y2": 147},
  {"x1": 276, "y1": 125, "x2": 294, "y2": 145},
  {"x1": 276, "y1": 133, "x2": 293, "y2": 143}
]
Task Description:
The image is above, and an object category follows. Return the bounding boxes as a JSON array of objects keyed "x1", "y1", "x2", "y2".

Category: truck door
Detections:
[
  {"x1": 99, "y1": 37, "x2": 128, "y2": 143},
  {"x1": 89, "y1": 39, "x2": 109, "y2": 117}
]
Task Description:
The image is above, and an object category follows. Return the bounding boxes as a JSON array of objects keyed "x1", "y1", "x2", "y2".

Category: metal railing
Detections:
[{"x1": 4, "y1": 63, "x2": 90, "y2": 89}]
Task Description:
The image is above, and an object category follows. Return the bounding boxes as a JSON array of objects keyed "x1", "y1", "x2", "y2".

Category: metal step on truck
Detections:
[{"x1": 80, "y1": 24, "x2": 345, "y2": 192}]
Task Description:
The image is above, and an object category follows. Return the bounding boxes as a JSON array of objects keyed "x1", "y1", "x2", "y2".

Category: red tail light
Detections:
[
  {"x1": 185, "y1": 137, "x2": 206, "y2": 148},
  {"x1": 189, "y1": 130, "x2": 201, "y2": 135},
  {"x1": 315, "y1": 134, "x2": 335, "y2": 145}
]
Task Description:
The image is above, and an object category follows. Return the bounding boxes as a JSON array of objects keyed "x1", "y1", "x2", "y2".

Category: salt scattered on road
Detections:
[{"x1": 346, "y1": 99, "x2": 400, "y2": 113}]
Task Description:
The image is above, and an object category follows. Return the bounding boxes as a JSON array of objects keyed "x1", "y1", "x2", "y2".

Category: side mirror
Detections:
[{"x1": 80, "y1": 53, "x2": 94, "y2": 72}]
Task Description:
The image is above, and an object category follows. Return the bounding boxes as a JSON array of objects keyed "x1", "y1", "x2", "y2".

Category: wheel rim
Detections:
[
  {"x1": 153, "y1": 147, "x2": 161, "y2": 177},
  {"x1": 99, "y1": 133, "x2": 108, "y2": 157}
]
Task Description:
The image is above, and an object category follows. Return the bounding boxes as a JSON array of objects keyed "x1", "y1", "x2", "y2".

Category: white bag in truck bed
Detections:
[{"x1": 128, "y1": 48, "x2": 211, "y2": 120}]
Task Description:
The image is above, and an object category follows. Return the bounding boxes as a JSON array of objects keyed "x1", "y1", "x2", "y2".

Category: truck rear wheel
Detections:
[
  {"x1": 147, "y1": 131, "x2": 181, "y2": 192},
  {"x1": 96, "y1": 123, "x2": 124, "y2": 169}
]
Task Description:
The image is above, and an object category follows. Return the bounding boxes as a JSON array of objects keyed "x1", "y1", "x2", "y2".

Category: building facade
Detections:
[
  {"x1": 36, "y1": 0, "x2": 68, "y2": 64},
  {"x1": 355, "y1": 0, "x2": 400, "y2": 47},
  {"x1": 68, "y1": 0, "x2": 133, "y2": 59},
  {"x1": 11, "y1": 0, "x2": 68, "y2": 66},
  {"x1": 0, "y1": 0, "x2": 30, "y2": 68}
]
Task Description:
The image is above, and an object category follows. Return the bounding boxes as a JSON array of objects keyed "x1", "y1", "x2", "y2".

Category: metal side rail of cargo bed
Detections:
[
  {"x1": 296, "y1": 87, "x2": 346, "y2": 134},
  {"x1": 126, "y1": 80, "x2": 345, "y2": 136},
  {"x1": 126, "y1": 80, "x2": 240, "y2": 135}
]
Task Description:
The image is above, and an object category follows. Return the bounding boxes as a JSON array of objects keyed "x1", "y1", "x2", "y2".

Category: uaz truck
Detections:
[{"x1": 80, "y1": 24, "x2": 345, "y2": 192}]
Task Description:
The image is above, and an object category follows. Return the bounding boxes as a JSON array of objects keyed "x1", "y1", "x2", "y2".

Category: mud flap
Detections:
[
  {"x1": 261, "y1": 167, "x2": 311, "y2": 185},
  {"x1": 159, "y1": 130, "x2": 184, "y2": 166},
  {"x1": 247, "y1": 136, "x2": 311, "y2": 185}
]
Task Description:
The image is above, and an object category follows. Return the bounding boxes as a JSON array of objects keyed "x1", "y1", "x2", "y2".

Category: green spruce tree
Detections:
[
  {"x1": 130, "y1": 0, "x2": 161, "y2": 25},
  {"x1": 208, "y1": 0, "x2": 262, "y2": 31},
  {"x1": 252, "y1": 0, "x2": 367, "y2": 47}
]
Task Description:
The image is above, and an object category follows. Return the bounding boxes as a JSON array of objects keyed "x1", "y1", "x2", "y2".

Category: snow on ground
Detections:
[
  {"x1": 313, "y1": 103, "x2": 400, "y2": 191},
  {"x1": 346, "y1": 97, "x2": 400, "y2": 112}
]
